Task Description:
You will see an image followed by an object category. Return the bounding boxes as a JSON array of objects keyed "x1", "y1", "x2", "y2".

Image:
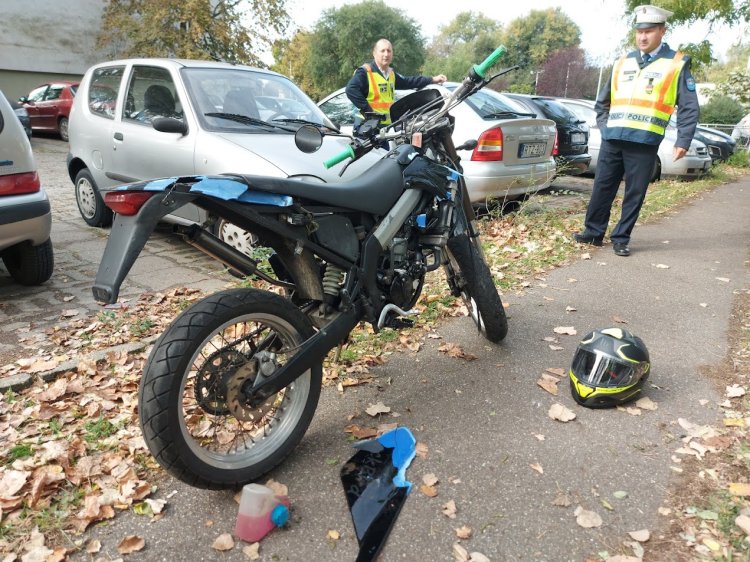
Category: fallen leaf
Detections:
[
  {"x1": 634, "y1": 397, "x2": 658, "y2": 411},
  {"x1": 549, "y1": 345, "x2": 564, "y2": 351},
  {"x1": 144, "y1": 498, "x2": 166, "y2": 514},
  {"x1": 574, "y1": 506, "x2": 602, "y2": 528},
  {"x1": 529, "y1": 463, "x2": 544, "y2": 474},
  {"x1": 601, "y1": 499, "x2": 613, "y2": 511},
  {"x1": 699, "y1": 303, "x2": 708, "y2": 308},
  {"x1": 469, "y1": 553, "x2": 490, "y2": 562},
  {"x1": 613, "y1": 491, "x2": 628, "y2": 499},
  {"x1": 455, "y1": 525, "x2": 472, "y2": 539},
  {"x1": 243, "y1": 543, "x2": 261, "y2": 560},
  {"x1": 327, "y1": 529, "x2": 340, "y2": 540},
  {"x1": 628, "y1": 529, "x2": 650, "y2": 542},
  {"x1": 420, "y1": 484, "x2": 438, "y2": 497},
  {"x1": 343, "y1": 424, "x2": 378, "y2": 439},
  {"x1": 548, "y1": 403, "x2": 576, "y2": 422},
  {"x1": 415, "y1": 442, "x2": 429, "y2": 459},
  {"x1": 533, "y1": 434, "x2": 545, "y2": 441},
  {"x1": 565, "y1": 306, "x2": 577, "y2": 312},
  {"x1": 442, "y1": 500, "x2": 458, "y2": 519},
  {"x1": 438, "y1": 343, "x2": 478, "y2": 361},
  {"x1": 657, "y1": 507, "x2": 672, "y2": 516},
  {"x1": 724, "y1": 418, "x2": 745, "y2": 427},
  {"x1": 536, "y1": 374, "x2": 559, "y2": 395},
  {"x1": 553, "y1": 493, "x2": 571, "y2": 507},
  {"x1": 553, "y1": 326, "x2": 577, "y2": 336},
  {"x1": 653, "y1": 263, "x2": 670, "y2": 269},
  {"x1": 212, "y1": 533, "x2": 235, "y2": 551},
  {"x1": 423, "y1": 473, "x2": 439, "y2": 486},
  {"x1": 453, "y1": 542, "x2": 470, "y2": 562},
  {"x1": 365, "y1": 402, "x2": 391, "y2": 416},
  {"x1": 86, "y1": 540, "x2": 102, "y2": 554},
  {"x1": 727, "y1": 384, "x2": 746, "y2": 398},
  {"x1": 545, "y1": 368, "x2": 565, "y2": 377},
  {"x1": 117, "y1": 535, "x2": 145, "y2": 554},
  {"x1": 735, "y1": 514, "x2": 750, "y2": 536},
  {"x1": 581, "y1": 253, "x2": 591, "y2": 260},
  {"x1": 715, "y1": 277, "x2": 730, "y2": 283},
  {"x1": 608, "y1": 556, "x2": 642, "y2": 562},
  {"x1": 612, "y1": 315, "x2": 628, "y2": 324},
  {"x1": 730, "y1": 483, "x2": 750, "y2": 496}
]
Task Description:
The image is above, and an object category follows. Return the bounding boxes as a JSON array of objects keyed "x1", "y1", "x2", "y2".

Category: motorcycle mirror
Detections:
[
  {"x1": 294, "y1": 124, "x2": 324, "y2": 153},
  {"x1": 152, "y1": 117, "x2": 188, "y2": 135}
]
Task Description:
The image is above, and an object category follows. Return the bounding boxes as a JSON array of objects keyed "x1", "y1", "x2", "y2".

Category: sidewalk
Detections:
[{"x1": 63, "y1": 177, "x2": 749, "y2": 561}]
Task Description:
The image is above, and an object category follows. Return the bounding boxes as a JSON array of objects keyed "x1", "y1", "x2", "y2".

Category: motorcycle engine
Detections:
[{"x1": 379, "y1": 237, "x2": 423, "y2": 309}]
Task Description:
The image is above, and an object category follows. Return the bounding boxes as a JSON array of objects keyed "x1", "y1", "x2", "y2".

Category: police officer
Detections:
[
  {"x1": 345, "y1": 38, "x2": 447, "y2": 135},
  {"x1": 574, "y1": 5, "x2": 699, "y2": 256}
]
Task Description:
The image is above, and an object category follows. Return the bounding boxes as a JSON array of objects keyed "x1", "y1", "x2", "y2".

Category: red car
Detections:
[{"x1": 20, "y1": 81, "x2": 79, "y2": 141}]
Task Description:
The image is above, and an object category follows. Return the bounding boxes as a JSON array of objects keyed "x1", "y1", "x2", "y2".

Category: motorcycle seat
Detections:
[{"x1": 226, "y1": 156, "x2": 405, "y2": 216}]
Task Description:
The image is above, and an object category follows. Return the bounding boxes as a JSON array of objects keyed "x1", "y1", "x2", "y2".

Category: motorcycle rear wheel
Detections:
[
  {"x1": 445, "y1": 234, "x2": 508, "y2": 343},
  {"x1": 139, "y1": 288, "x2": 321, "y2": 489}
]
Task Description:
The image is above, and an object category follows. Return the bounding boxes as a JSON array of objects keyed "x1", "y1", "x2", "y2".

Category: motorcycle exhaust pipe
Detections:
[
  {"x1": 181, "y1": 224, "x2": 260, "y2": 277},
  {"x1": 247, "y1": 302, "x2": 363, "y2": 403}
]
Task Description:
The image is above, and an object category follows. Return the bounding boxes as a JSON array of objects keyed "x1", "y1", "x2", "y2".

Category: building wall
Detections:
[{"x1": 0, "y1": 0, "x2": 107, "y2": 100}]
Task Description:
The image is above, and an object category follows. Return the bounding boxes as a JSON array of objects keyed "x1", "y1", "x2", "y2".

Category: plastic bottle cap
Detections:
[{"x1": 271, "y1": 504, "x2": 289, "y2": 527}]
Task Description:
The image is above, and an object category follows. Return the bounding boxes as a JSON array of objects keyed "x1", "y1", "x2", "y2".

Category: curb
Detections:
[{"x1": 0, "y1": 336, "x2": 158, "y2": 393}]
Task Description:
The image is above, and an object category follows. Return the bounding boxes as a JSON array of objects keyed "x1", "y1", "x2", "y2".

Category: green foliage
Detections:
[
  {"x1": 424, "y1": 12, "x2": 503, "y2": 80},
  {"x1": 8, "y1": 443, "x2": 33, "y2": 462},
  {"x1": 271, "y1": 31, "x2": 321, "y2": 98},
  {"x1": 308, "y1": 0, "x2": 426, "y2": 95},
  {"x1": 700, "y1": 95, "x2": 747, "y2": 124},
  {"x1": 714, "y1": 71, "x2": 750, "y2": 108},
  {"x1": 84, "y1": 417, "x2": 118, "y2": 443},
  {"x1": 96, "y1": 0, "x2": 290, "y2": 67}
]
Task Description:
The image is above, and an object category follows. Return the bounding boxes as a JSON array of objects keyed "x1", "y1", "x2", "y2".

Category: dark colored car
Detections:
[
  {"x1": 504, "y1": 93, "x2": 591, "y2": 175},
  {"x1": 691, "y1": 122, "x2": 736, "y2": 163},
  {"x1": 3, "y1": 93, "x2": 31, "y2": 138},
  {"x1": 20, "y1": 81, "x2": 79, "y2": 141}
]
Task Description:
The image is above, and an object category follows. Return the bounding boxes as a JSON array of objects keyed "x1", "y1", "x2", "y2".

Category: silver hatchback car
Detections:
[
  {"x1": 0, "y1": 90, "x2": 54, "y2": 285},
  {"x1": 67, "y1": 58, "x2": 381, "y2": 253}
]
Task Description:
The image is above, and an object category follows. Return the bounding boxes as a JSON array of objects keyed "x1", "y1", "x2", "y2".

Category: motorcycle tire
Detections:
[
  {"x1": 445, "y1": 234, "x2": 508, "y2": 343},
  {"x1": 139, "y1": 288, "x2": 322, "y2": 489}
]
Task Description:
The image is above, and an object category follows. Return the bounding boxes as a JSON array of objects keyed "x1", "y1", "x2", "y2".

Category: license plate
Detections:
[
  {"x1": 571, "y1": 133, "x2": 585, "y2": 144},
  {"x1": 519, "y1": 142, "x2": 546, "y2": 158}
]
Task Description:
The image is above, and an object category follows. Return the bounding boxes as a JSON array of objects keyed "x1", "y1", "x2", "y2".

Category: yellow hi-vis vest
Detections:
[
  {"x1": 360, "y1": 63, "x2": 396, "y2": 124},
  {"x1": 606, "y1": 52, "x2": 685, "y2": 145}
]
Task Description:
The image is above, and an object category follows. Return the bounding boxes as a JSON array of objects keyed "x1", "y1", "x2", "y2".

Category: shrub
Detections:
[{"x1": 700, "y1": 95, "x2": 746, "y2": 126}]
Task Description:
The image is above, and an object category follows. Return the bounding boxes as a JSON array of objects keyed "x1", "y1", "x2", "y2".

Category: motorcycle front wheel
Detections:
[
  {"x1": 139, "y1": 288, "x2": 321, "y2": 489},
  {"x1": 445, "y1": 234, "x2": 508, "y2": 343}
]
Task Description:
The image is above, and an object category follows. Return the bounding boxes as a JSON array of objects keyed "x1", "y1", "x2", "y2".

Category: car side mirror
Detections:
[
  {"x1": 152, "y1": 117, "x2": 188, "y2": 135},
  {"x1": 18, "y1": 96, "x2": 29, "y2": 103}
]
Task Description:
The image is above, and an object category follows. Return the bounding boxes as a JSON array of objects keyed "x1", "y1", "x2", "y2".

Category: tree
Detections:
[
  {"x1": 498, "y1": 9, "x2": 582, "y2": 92},
  {"x1": 537, "y1": 47, "x2": 599, "y2": 99},
  {"x1": 307, "y1": 0, "x2": 425, "y2": 96},
  {"x1": 424, "y1": 12, "x2": 503, "y2": 79},
  {"x1": 96, "y1": 0, "x2": 289, "y2": 67},
  {"x1": 714, "y1": 72, "x2": 750, "y2": 109},
  {"x1": 271, "y1": 31, "x2": 320, "y2": 98}
]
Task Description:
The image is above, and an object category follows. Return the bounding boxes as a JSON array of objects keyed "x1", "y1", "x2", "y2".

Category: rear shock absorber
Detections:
[{"x1": 321, "y1": 264, "x2": 345, "y2": 313}]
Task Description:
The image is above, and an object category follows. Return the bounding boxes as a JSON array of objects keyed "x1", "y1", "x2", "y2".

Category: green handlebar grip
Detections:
[
  {"x1": 473, "y1": 45, "x2": 507, "y2": 78},
  {"x1": 323, "y1": 145, "x2": 355, "y2": 169}
]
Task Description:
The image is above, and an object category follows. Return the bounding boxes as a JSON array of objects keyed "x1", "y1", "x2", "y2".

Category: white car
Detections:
[
  {"x1": 732, "y1": 111, "x2": 750, "y2": 150},
  {"x1": 318, "y1": 84, "x2": 557, "y2": 205},
  {"x1": 67, "y1": 58, "x2": 382, "y2": 254},
  {"x1": 0, "y1": 90, "x2": 54, "y2": 285},
  {"x1": 557, "y1": 98, "x2": 712, "y2": 180}
]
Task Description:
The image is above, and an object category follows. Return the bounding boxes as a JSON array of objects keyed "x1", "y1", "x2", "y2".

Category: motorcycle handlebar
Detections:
[
  {"x1": 472, "y1": 45, "x2": 506, "y2": 79},
  {"x1": 323, "y1": 145, "x2": 355, "y2": 169}
]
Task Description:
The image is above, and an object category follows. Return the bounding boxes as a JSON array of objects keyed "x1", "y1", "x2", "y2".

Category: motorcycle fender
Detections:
[{"x1": 92, "y1": 191, "x2": 198, "y2": 304}]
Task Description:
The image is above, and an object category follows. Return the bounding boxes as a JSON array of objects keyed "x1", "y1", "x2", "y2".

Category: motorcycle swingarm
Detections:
[{"x1": 92, "y1": 191, "x2": 198, "y2": 304}]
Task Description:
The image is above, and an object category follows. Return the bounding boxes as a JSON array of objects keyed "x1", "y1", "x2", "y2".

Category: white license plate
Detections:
[
  {"x1": 571, "y1": 133, "x2": 585, "y2": 144},
  {"x1": 519, "y1": 142, "x2": 546, "y2": 158}
]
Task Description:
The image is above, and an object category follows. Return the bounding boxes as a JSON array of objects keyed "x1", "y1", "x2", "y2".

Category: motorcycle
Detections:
[{"x1": 93, "y1": 46, "x2": 511, "y2": 488}]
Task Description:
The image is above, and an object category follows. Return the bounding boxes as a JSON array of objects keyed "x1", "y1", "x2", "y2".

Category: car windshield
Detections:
[
  {"x1": 181, "y1": 67, "x2": 332, "y2": 133},
  {"x1": 531, "y1": 98, "x2": 580, "y2": 125}
]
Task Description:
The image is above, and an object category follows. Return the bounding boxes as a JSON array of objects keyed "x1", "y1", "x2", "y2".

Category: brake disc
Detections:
[
  {"x1": 194, "y1": 349, "x2": 246, "y2": 415},
  {"x1": 225, "y1": 358, "x2": 278, "y2": 422}
]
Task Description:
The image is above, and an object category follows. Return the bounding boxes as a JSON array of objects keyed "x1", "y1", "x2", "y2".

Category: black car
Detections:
[
  {"x1": 692, "y1": 123, "x2": 735, "y2": 163},
  {"x1": 504, "y1": 93, "x2": 591, "y2": 175}
]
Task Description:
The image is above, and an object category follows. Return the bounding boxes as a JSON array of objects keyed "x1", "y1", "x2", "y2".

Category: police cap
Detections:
[{"x1": 633, "y1": 5, "x2": 673, "y2": 29}]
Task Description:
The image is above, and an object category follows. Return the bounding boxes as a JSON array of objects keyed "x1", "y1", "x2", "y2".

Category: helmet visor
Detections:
[{"x1": 571, "y1": 349, "x2": 644, "y2": 388}]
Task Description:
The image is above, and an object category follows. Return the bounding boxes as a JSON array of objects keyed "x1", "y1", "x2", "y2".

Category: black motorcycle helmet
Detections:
[{"x1": 569, "y1": 327, "x2": 650, "y2": 408}]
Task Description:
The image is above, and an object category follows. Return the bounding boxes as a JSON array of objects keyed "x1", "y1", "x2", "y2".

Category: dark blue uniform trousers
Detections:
[{"x1": 582, "y1": 138, "x2": 660, "y2": 245}]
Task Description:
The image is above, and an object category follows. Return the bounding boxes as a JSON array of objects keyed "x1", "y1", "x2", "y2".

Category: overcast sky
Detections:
[{"x1": 285, "y1": 0, "x2": 747, "y2": 65}]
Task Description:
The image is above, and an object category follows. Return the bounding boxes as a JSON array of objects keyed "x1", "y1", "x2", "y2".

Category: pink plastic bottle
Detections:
[{"x1": 234, "y1": 483, "x2": 290, "y2": 543}]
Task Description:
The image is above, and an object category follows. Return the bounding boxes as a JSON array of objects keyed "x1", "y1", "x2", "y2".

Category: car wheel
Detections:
[
  {"x1": 59, "y1": 117, "x2": 69, "y2": 142},
  {"x1": 75, "y1": 168, "x2": 113, "y2": 227},
  {"x1": 215, "y1": 218, "x2": 258, "y2": 257},
  {"x1": 1, "y1": 239, "x2": 54, "y2": 285},
  {"x1": 650, "y1": 157, "x2": 662, "y2": 183}
]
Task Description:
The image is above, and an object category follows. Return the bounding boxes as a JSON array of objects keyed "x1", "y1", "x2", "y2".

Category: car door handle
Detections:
[{"x1": 114, "y1": 132, "x2": 124, "y2": 141}]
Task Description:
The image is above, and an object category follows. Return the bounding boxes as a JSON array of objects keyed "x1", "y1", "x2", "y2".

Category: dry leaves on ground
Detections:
[
  {"x1": 548, "y1": 403, "x2": 576, "y2": 422},
  {"x1": 212, "y1": 533, "x2": 235, "y2": 551},
  {"x1": 574, "y1": 506, "x2": 602, "y2": 528},
  {"x1": 438, "y1": 343, "x2": 478, "y2": 361},
  {"x1": 117, "y1": 535, "x2": 145, "y2": 554}
]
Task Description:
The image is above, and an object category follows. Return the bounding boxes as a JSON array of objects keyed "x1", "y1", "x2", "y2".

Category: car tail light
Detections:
[
  {"x1": 552, "y1": 131, "x2": 559, "y2": 156},
  {"x1": 471, "y1": 128, "x2": 503, "y2": 161},
  {"x1": 104, "y1": 191, "x2": 155, "y2": 215},
  {"x1": 0, "y1": 171, "x2": 41, "y2": 196}
]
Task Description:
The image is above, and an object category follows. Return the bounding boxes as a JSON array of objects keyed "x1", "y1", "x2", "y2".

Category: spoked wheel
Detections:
[
  {"x1": 444, "y1": 234, "x2": 508, "y2": 343},
  {"x1": 139, "y1": 288, "x2": 321, "y2": 488}
]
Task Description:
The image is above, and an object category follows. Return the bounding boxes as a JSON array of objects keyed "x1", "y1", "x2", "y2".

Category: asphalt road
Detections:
[{"x1": 3, "y1": 137, "x2": 749, "y2": 561}]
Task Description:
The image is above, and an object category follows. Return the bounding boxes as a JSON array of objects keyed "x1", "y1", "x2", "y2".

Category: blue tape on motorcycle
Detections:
[{"x1": 190, "y1": 176, "x2": 293, "y2": 207}]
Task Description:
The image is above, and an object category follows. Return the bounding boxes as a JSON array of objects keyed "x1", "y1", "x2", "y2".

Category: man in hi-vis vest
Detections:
[
  {"x1": 574, "y1": 4, "x2": 699, "y2": 257},
  {"x1": 345, "y1": 38, "x2": 446, "y2": 135}
]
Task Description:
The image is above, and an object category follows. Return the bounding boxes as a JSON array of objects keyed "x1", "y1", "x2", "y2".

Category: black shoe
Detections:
[
  {"x1": 573, "y1": 232, "x2": 603, "y2": 246},
  {"x1": 613, "y1": 243, "x2": 631, "y2": 257}
]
